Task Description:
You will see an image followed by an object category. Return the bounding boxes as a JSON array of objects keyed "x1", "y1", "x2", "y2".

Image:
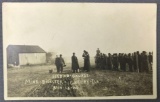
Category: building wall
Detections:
[
  {"x1": 19, "y1": 53, "x2": 46, "y2": 65},
  {"x1": 7, "y1": 48, "x2": 19, "y2": 65}
]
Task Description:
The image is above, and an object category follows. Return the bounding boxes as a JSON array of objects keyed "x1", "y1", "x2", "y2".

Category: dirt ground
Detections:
[{"x1": 7, "y1": 64, "x2": 153, "y2": 97}]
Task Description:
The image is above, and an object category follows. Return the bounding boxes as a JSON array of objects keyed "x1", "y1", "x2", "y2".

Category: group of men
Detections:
[
  {"x1": 71, "y1": 50, "x2": 91, "y2": 73},
  {"x1": 55, "y1": 54, "x2": 66, "y2": 73},
  {"x1": 55, "y1": 48, "x2": 153, "y2": 73},
  {"x1": 95, "y1": 48, "x2": 153, "y2": 73},
  {"x1": 55, "y1": 51, "x2": 90, "y2": 73}
]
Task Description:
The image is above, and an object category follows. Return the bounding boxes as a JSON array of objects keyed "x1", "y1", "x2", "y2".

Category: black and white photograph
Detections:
[{"x1": 2, "y1": 3, "x2": 157, "y2": 100}]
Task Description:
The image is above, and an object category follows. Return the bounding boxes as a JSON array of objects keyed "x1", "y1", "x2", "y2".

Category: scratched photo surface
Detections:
[{"x1": 2, "y1": 3, "x2": 157, "y2": 100}]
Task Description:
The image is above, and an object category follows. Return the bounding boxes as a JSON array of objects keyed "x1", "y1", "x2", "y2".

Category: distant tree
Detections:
[{"x1": 46, "y1": 52, "x2": 53, "y2": 63}]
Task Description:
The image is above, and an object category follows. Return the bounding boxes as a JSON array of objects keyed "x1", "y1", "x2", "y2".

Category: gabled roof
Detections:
[{"x1": 7, "y1": 45, "x2": 46, "y2": 53}]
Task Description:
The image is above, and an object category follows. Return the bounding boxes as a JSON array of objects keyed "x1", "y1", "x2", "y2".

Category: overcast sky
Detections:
[{"x1": 3, "y1": 3, "x2": 156, "y2": 58}]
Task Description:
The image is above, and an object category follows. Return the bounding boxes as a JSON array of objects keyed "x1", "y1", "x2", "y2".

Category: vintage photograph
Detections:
[{"x1": 3, "y1": 3, "x2": 157, "y2": 100}]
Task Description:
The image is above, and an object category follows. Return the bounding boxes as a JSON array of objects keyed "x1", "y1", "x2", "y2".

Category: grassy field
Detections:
[{"x1": 7, "y1": 63, "x2": 153, "y2": 97}]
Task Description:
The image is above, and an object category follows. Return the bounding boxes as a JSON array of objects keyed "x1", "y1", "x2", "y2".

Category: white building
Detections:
[{"x1": 7, "y1": 45, "x2": 46, "y2": 66}]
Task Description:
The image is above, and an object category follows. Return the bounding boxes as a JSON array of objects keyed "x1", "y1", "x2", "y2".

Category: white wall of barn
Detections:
[{"x1": 19, "y1": 53, "x2": 46, "y2": 65}]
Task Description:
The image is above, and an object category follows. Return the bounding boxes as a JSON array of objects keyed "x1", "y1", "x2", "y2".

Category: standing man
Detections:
[
  {"x1": 107, "y1": 53, "x2": 112, "y2": 70},
  {"x1": 99, "y1": 53, "x2": 103, "y2": 69},
  {"x1": 96, "y1": 48, "x2": 101, "y2": 56},
  {"x1": 82, "y1": 50, "x2": 90, "y2": 72},
  {"x1": 128, "y1": 53, "x2": 133, "y2": 72},
  {"x1": 141, "y1": 51, "x2": 149, "y2": 73},
  {"x1": 136, "y1": 51, "x2": 142, "y2": 72},
  {"x1": 59, "y1": 54, "x2": 65, "y2": 73},
  {"x1": 119, "y1": 53, "x2": 123, "y2": 71},
  {"x1": 133, "y1": 52, "x2": 137, "y2": 72},
  {"x1": 113, "y1": 54, "x2": 118, "y2": 71},
  {"x1": 103, "y1": 54, "x2": 108, "y2": 70},
  {"x1": 148, "y1": 52, "x2": 153, "y2": 71},
  {"x1": 55, "y1": 55, "x2": 60, "y2": 73},
  {"x1": 72, "y1": 53, "x2": 79, "y2": 73},
  {"x1": 121, "y1": 54, "x2": 127, "y2": 72},
  {"x1": 95, "y1": 48, "x2": 101, "y2": 69}
]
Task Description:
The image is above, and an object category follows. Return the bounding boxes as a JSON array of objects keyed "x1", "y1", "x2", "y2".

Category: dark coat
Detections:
[
  {"x1": 83, "y1": 54, "x2": 90, "y2": 71},
  {"x1": 59, "y1": 57, "x2": 65, "y2": 66},
  {"x1": 141, "y1": 54, "x2": 149, "y2": 72},
  {"x1": 149, "y1": 55, "x2": 153, "y2": 63},
  {"x1": 55, "y1": 57, "x2": 59, "y2": 66},
  {"x1": 72, "y1": 56, "x2": 79, "y2": 70}
]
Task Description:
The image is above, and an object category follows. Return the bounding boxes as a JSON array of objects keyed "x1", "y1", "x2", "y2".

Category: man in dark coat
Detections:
[
  {"x1": 59, "y1": 54, "x2": 65, "y2": 73},
  {"x1": 148, "y1": 52, "x2": 153, "y2": 71},
  {"x1": 118, "y1": 53, "x2": 123, "y2": 71},
  {"x1": 133, "y1": 52, "x2": 137, "y2": 72},
  {"x1": 99, "y1": 53, "x2": 103, "y2": 69},
  {"x1": 107, "y1": 53, "x2": 112, "y2": 70},
  {"x1": 55, "y1": 55, "x2": 60, "y2": 73},
  {"x1": 72, "y1": 53, "x2": 79, "y2": 73},
  {"x1": 128, "y1": 53, "x2": 133, "y2": 72},
  {"x1": 95, "y1": 55, "x2": 100, "y2": 69},
  {"x1": 113, "y1": 54, "x2": 118, "y2": 71},
  {"x1": 137, "y1": 51, "x2": 142, "y2": 72},
  {"x1": 121, "y1": 54, "x2": 126, "y2": 72},
  {"x1": 101, "y1": 54, "x2": 107, "y2": 70},
  {"x1": 96, "y1": 48, "x2": 101, "y2": 56},
  {"x1": 103, "y1": 54, "x2": 108, "y2": 70},
  {"x1": 141, "y1": 51, "x2": 149, "y2": 73},
  {"x1": 82, "y1": 50, "x2": 90, "y2": 72}
]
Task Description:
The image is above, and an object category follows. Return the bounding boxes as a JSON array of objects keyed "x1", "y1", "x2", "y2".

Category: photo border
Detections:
[{"x1": 0, "y1": 0, "x2": 159, "y2": 102}]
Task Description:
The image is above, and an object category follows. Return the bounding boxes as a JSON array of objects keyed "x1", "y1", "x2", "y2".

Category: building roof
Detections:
[{"x1": 7, "y1": 45, "x2": 46, "y2": 53}]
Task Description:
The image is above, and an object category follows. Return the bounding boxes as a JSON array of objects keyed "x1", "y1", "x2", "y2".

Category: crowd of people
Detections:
[
  {"x1": 54, "y1": 48, "x2": 153, "y2": 73},
  {"x1": 95, "y1": 48, "x2": 153, "y2": 73}
]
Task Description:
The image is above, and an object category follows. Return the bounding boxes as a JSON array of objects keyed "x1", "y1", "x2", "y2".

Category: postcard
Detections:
[{"x1": 2, "y1": 3, "x2": 157, "y2": 100}]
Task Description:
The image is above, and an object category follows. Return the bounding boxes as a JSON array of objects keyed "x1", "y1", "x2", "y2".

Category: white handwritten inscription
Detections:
[{"x1": 24, "y1": 73, "x2": 99, "y2": 92}]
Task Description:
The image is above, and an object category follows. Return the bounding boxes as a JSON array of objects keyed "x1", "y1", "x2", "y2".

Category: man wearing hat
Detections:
[
  {"x1": 82, "y1": 50, "x2": 90, "y2": 72},
  {"x1": 71, "y1": 53, "x2": 79, "y2": 73},
  {"x1": 55, "y1": 55, "x2": 60, "y2": 73},
  {"x1": 148, "y1": 52, "x2": 153, "y2": 71},
  {"x1": 141, "y1": 51, "x2": 149, "y2": 72},
  {"x1": 59, "y1": 54, "x2": 65, "y2": 73}
]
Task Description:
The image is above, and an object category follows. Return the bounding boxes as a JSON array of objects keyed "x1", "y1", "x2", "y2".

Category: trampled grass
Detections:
[{"x1": 7, "y1": 64, "x2": 153, "y2": 97}]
